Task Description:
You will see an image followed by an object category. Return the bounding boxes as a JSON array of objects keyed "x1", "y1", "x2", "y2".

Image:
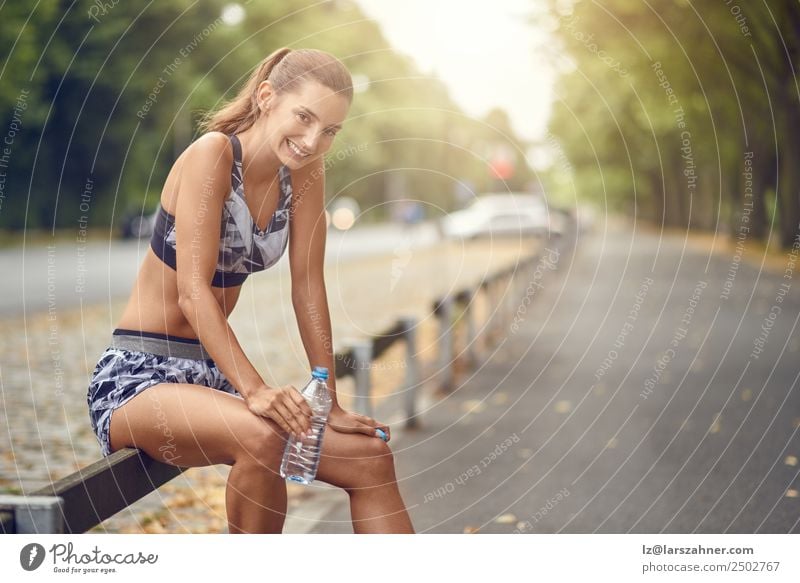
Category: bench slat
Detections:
[
  {"x1": 0, "y1": 510, "x2": 14, "y2": 533},
  {"x1": 29, "y1": 449, "x2": 187, "y2": 533}
]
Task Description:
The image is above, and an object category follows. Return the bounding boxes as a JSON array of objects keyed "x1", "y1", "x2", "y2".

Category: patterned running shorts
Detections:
[{"x1": 86, "y1": 328, "x2": 242, "y2": 457}]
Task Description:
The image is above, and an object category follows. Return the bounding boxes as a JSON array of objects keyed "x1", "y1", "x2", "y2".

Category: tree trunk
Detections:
[{"x1": 777, "y1": 100, "x2": 800, "y2": 248}]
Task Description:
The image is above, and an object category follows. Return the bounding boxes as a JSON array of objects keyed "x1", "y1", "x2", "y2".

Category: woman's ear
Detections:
[{"x1": 256, "y1": 80, "x2": 274, "y2": 113}]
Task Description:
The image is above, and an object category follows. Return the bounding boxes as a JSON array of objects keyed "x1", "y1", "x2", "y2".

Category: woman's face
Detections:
[{"x1": 259, "y1": 80, "x2": 349, "y2": 170}]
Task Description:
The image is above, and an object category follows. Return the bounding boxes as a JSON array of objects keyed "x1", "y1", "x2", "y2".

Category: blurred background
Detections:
[
  {"x1": 1, "y1": 0, "x2": 798, "y2": 246},
  {"x1": 2, "y1": 0, "x2": 799, "y2": 534}
]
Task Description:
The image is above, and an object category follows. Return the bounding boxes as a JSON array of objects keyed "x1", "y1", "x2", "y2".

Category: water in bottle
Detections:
[{"x1": 279, "y1": 366, "x2": 333, "y2": 484}]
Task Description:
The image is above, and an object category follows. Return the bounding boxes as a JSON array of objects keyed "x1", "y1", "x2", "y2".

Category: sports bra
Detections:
[{"x1": 150, "y1": 134, "x2": 293, "y2": 288}]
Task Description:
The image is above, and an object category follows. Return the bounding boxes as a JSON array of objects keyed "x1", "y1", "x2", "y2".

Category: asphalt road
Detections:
[
  {"x1": 307, "y1": 217, "x2": 800, "y2": 533},
  {"x1": 0, "y1": 222, "x2": 439, "y2": 316}
]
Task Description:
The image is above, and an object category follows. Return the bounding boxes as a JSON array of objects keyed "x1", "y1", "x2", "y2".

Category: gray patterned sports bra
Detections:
[{"x1": 150, "y1": 134, "x2": 293, "y2": 287}]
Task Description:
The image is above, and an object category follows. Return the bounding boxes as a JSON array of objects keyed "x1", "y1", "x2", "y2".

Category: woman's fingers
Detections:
[
  {"x1": 355, "y1": 413, "x2": 376, "y2": 426},
  {"x1": 268, "y1": 408, "x2": 293, "y2": 437},
  {"x1": 286, "y1": 387, "x2": 314, "y2": 420},
  {"x1": 353, "y1": 414, "x2": 391, "y2": 440},
  {"x1": 274, "y1": 401, "x2": 305, "y2": 437},
  {"x1": 356, "y1": 414, "x2": 389, "y2": 438}
]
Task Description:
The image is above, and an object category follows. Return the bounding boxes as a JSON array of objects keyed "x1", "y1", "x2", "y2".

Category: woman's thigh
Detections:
[
  {"x1": 108, "y1": 382, "x2": 286, "y2": 468},
  {"x1": 315, "y1": 428, "x2": 396, "y2": 492}
]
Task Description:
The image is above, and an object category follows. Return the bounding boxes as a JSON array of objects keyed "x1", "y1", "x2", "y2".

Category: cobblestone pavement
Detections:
[{"x1": 0, "y1": 231, "x2": 539, "y2": 533}]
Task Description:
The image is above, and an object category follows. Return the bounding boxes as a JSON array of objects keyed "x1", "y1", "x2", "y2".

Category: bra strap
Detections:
[
  {"x1": 278, "y1": 165, "x2": 292, "y2": 207},
  {"x1": 229, "y1": 134, "x2": 244, "y2": 194}
]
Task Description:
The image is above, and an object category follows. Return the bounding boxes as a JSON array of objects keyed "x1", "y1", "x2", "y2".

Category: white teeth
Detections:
[{"x1": 287, "y1": 139, "x2": 308, "y2": 157}]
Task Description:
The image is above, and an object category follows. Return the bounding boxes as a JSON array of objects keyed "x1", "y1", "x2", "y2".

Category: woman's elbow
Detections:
[{"x1": 177, "y1": 279, "x2": 210, "y2": 313}]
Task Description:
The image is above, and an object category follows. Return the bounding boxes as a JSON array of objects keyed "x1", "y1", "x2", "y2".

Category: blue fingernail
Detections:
[{"x1": 375, "y1": 428, "x2": 388, "y2": 441}]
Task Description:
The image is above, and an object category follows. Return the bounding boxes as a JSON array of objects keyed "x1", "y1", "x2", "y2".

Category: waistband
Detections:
[{"x1": 111, "y1": 328, "x2": 212, "y2": 360}]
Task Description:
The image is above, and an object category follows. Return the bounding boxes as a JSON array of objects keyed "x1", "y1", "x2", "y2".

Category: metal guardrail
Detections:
[{"x1": 1, "y1": 230, "x2": 568, "y2": 534}]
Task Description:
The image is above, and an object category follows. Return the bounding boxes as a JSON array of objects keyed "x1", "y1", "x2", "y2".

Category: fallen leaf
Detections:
[
  {"x1": 143, "y1": 520, "x2": 166, "y2": 534},
  {"x1": 491, "y1": 392, "x2": 509, "y2": 405},
  {"x1": 554, "y1": 400, "x2": 572, "y2": 414},
  {"x1": 462, "y1": 399, "x2": 487, "y2": 414}
]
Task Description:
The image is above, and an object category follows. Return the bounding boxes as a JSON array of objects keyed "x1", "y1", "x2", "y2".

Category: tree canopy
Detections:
[
  {"x1": 0, "y1": 0, "x2": 534, "y2": 233},
  {"x1": 544, "y1": 0, "x2": 800, "y2": 249}
]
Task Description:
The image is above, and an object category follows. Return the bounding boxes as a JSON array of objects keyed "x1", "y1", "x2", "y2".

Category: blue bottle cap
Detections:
[{"x1": 311, "y1": 366, "x2": 329, "y2": 380}]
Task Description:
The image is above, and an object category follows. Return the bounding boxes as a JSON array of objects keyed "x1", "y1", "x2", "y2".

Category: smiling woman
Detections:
[{"x1": 85, "y1": 47, "x2": 415, "y2": 534}]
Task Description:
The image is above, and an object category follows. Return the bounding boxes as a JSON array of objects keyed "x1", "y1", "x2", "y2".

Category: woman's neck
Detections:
[{"x1": 236, "y1": 126, "x2": 283, "y2": 185}]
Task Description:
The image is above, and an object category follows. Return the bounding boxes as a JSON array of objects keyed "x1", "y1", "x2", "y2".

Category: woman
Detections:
[{"x1": 86, "y1": 48, "x2": 415, "y2": 534}]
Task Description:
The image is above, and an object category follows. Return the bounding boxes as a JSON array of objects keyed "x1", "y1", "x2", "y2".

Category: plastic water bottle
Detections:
[{"x1": 279, "y1": 366, "x2": 333, "y2": 484}]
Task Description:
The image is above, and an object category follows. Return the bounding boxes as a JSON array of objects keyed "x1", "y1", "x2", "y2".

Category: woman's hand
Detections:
[
  {"x1": 245, "y1": 384, "x2": 313, "y2": 438},
  {"x1": 327, "y1": 406, "x2": 391, "y2": 442}
]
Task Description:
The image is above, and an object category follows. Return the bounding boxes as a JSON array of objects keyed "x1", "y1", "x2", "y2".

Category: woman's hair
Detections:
[{"x1": 198, "y1": 47, "x2": 353, "y2": 136}]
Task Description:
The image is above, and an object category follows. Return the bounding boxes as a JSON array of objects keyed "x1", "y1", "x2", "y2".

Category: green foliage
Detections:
[
  {"x1": 544, "y1": 0, "x2": 800, "y2": 247},
  {"x1": 0, "y1": 0, "x2": 532, "y2": 231}
]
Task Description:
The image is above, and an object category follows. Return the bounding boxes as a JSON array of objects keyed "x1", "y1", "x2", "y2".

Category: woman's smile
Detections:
[{"x1": 286, "y1": 138, "x2": 311, "y2": 158}]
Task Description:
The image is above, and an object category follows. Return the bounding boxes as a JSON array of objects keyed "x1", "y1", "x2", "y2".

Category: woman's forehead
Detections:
[{"x1": 288, "y1": 83, "x2": 349, "y2": 120}]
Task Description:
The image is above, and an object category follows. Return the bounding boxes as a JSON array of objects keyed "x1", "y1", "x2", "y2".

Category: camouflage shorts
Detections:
[{"x1": 86, "y1": 328, "x2": 242, "y2": 457}]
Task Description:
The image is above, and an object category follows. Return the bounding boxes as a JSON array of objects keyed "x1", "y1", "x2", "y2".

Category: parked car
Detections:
[{"x1": 440, "y1": 192, "x2": 565, "y2": 240}]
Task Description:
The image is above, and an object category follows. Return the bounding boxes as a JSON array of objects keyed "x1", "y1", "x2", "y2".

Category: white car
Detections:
[{"x1": 440, "y1": 193, "x2": 565, "y2": 240}]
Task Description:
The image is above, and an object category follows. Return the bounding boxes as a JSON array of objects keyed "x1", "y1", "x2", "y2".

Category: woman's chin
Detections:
[{"x1": 284, "y1": 154, "x2": 315, "y2": 169}]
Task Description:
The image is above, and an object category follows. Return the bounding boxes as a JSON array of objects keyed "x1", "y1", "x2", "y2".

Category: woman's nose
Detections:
[{"x1": 300, "y1": 132, "x2": 319, "y2": 153}]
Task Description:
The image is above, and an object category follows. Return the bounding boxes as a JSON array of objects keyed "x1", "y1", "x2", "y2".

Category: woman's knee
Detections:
[
  {"x1": 341, "y1": 438, "x2": 397, "y2": 493},
  {"x1": 234, "y1": 416, "x2": 288, "y2": 470}
]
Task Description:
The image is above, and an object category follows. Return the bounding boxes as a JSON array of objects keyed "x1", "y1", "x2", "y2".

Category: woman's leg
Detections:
[
  {"x1": 315, "y1": 430, "x2": 415, "y2": 534},
  {"x1": 108, "y1": 382, "x2": 289, "y2": 534}
]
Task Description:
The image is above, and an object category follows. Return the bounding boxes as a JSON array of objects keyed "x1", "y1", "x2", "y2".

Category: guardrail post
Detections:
[
  {"x1": 349, "y1": 340, "x2": 373, "y2": 417},
  {"x1": 0, "y1": 495, "x2": 64, "y2": 534},
  {"x1": 506, "y1": 268, "x2": 518, "y2": 331},
  {"x1": 461, "y1": 291, "x2": 478, "y2": 368},
  {"x1": 504, "y1": 269, "x2": 515, "y2": 331},
  {"x1": 399, "y1": 316, "x2": 420, "y2": 428},
  {"x1": 478, "y1": 280, "x2": 490, "y2": 351},
  {"x1": 489, "y1": 277, "x2": 503, "y2": 344},
  {"x1": 437, "y1": 296, "x2": 455, "y2": 393}
]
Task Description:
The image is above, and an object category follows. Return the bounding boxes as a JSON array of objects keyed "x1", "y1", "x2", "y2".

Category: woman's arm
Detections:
[
  {"x1": 173, "y1": 133, "x2": 312, "y2": 438},
  {"x1": 289, "y1": 157, "x2": 390, "y2": 441},
  {"x1": 288, "y1": 156, "x2": 339, "y2": 404},
  {"x1": 292, "y1": 276, "x2": 339, "y2": 403}
]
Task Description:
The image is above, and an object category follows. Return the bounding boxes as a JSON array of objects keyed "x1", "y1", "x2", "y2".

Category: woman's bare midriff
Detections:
[
  {"x1": 115, "y1": 248, "x2": 241, "y2": 339},
  {"x1": 115, "y1": 142, "x2": 242, "y2": 339}
]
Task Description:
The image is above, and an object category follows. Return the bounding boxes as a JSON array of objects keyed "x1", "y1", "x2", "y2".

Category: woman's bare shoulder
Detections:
[
  {"x1": 179, "y1": 131, "x2": 232, "y2": 168},
  {"x1": 163, "y1": 132, "x2": 232, "y2": 211}
]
